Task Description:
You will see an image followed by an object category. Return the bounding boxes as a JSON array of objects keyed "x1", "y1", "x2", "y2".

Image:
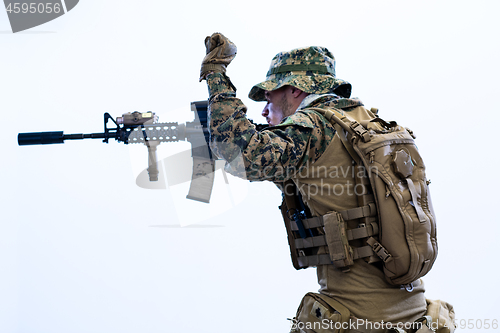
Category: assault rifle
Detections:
[{"x1": 18, "y1": 100, "x2": 268, "y2": 203}]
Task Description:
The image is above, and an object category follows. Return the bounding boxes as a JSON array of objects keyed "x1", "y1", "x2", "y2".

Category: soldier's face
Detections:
[{"x1": 262, "y1": 87, "x2": 295, "y2": 126}]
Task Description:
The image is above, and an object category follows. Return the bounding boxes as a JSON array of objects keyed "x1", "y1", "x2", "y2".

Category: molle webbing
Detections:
[
  {"x1": 289, "y1": 205, "x2": 378, "y2": 239},
  {"x1": 286, "y1": 197, "x2": 380, "y2": 269}
]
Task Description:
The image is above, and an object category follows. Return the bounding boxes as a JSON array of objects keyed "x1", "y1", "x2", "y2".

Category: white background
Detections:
[{"x1": 2, "y1": 1, "x2": 499, "y2": 332}]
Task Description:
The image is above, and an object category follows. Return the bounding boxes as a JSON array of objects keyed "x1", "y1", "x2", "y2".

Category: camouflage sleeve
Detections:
[{"x1": 206, "y1": 73, "x2": 336, "y2": 182}]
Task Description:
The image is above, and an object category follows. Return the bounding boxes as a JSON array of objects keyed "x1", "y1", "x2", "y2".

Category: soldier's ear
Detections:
[{"x1": 290, "y1": 86, "x2": 305, "y2": 98}]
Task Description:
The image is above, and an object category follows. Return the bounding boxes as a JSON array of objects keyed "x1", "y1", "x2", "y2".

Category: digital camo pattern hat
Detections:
[{"x1": 248, "y1": 46, "x2": 351, "y2": 101}]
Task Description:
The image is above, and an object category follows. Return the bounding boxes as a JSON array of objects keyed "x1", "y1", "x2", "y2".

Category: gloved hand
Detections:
[{"x1": 199, "y1": 32, "x2": 237, "y2": 81}]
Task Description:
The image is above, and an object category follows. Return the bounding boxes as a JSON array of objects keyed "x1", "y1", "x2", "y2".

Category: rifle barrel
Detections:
[{"x1": 64, "y1": 133, "x2": 108, "y2": 140}]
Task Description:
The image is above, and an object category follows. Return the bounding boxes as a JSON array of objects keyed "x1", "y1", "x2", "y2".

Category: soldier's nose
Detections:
[{"x1": 262, "y1": 105, "x2": 269, "y2": 117}]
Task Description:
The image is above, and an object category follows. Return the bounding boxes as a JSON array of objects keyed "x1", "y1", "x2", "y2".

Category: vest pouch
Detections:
[
  {"x1": 323, "y1": 211, "x2": 354, "y2": 268},
  {"x1": 291, "y1": 292, "x2": 350, "y2": 333},
  {"x1": 424, "y1": 299, "x2": 456, "y2": 333}
]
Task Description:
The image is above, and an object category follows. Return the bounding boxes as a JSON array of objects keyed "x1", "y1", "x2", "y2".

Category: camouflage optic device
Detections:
[{"x1": 17, "y1": 100, "x2": 267, "y2": 203}]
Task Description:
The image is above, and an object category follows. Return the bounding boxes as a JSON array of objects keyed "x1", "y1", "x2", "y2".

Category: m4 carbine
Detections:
[{"x1": 18, "y1": 100, "x2": 267, "y2": 203}]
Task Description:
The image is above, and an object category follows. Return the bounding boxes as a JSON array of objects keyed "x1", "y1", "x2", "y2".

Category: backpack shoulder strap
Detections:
[
  {"x1": 306, "y1": 106, "x2": 372, "y2": 142},
  {"x1": 306, "y1": 107, "x2": 361, "y2": 164}
]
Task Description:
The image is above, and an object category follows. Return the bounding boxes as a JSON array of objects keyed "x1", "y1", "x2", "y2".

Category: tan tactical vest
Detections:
[{"x1": 280, "y1": 105, "x2": 437, "y2": 286}]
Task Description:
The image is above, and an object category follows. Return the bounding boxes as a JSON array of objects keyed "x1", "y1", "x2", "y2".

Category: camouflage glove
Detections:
[{"x1": 199, "y1": 32, "x2": 237, "y2": 81}]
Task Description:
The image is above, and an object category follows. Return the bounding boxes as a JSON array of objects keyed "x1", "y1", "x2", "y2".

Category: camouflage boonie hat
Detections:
[{"x1": 248, "y1": 46, "x2": 351, "y2": 101}]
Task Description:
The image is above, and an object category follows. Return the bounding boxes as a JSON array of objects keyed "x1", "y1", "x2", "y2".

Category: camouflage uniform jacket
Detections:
[
  {"x1": 206, "y1": 73, "x2": 359, "y2": 183},
  {"x1": 206, "y1": 72, "x2": 427, "y2": 323}
]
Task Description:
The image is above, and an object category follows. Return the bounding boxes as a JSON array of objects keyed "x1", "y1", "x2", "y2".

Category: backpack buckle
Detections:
[
  {"x1": 350, "y1": 122, "x2": 371, "y2": 142},
  {"x1": 367, "y1": 238, "x2": 393, "y2": 263}
]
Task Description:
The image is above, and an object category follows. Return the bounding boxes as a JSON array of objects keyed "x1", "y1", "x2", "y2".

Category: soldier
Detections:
[{"x1": 199, "y1": 33, "x2": 455, "y2": 333}]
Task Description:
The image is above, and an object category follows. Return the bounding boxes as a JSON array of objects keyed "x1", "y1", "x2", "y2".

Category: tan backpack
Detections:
[{"x1": 281, "y1": 107, "x2": 437, "y2": 286}]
